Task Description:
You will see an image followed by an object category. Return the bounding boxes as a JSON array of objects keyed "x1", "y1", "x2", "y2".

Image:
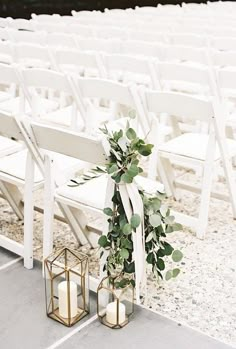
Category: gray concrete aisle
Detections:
[{"x1": 0, "y1": 247, "x2": 234, "y2": 349}]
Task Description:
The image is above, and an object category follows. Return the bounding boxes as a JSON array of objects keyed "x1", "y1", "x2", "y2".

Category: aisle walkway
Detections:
[{"x1": 0, "y1": 247, "x2": 233, "y2": 349}]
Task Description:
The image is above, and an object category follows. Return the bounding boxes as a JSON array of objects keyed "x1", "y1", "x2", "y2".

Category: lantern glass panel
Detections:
[
  {"x1": 97, "y1": 275, "x2": 134, "y2": 329},
  {"x1": 44, "y1": 248, "x2": 89, "y2": 327}
]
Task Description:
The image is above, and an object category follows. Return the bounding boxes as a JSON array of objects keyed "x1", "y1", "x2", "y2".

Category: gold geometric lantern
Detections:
[
  {"x1": 97, "y1": 275, "x2": 134, "y2": 329},
  {"x1": 44, "y1": 248, "x2": 89, "y2": 327}
]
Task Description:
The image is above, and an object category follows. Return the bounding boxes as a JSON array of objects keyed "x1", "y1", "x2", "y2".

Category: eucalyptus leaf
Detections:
[
  {"x1": 165, "y1": 215, "x2": 175, "y2": 225},
  {"x1": 127, "y1": 164, "x2": 139, "y2": 178},
  {"x1": 108, "y1": 164, "x2": 118, "y2": 174},
  {"x1": 128, "y1": 109, "x2": 136, "y2": 119},
  {"x1": 126, "y1": 128, "x2": 136, "y2": 140},
  {"x1": 172, "y1": 223, "x2": 183, "y2": 231},
  {"x1": 103, "y1": 207, "x2": 113, "y2": 216},
  {"x1": 121, "y1": 173, "x2": 133, "y2": 184},
  {"x1": 131, "y1": 214, "x2": 141, "y2": 228},
  {"x1": 98, "y1": 235, "x2": 108, "y2": 248},
  {"x1": 156, "y1": 258, "x2": 165, "y2": 271},
  {"x1": 172, "y1": 250, "x2": 183, "y2": 263},
  {"x1": 138, "y1": 144, "x2": 153, "y2": 156},
  {"x1": 123, "y1": 223, "x2": 132, "y2": 235},
  {"x1": 124, "y1": 260, "x2": 135, "y2": 273},
  {"x1": 160, "y1": 205, "x2": 168, "y2": 217},
  {"x1": 163, "y1": 242, "x2": 174, "y2": 256},
  {"x1": 165, "y1": 270, "x2": 173, "y2": 281},
  {"x1": 172, "y1": 268, "x2": 181, "y2": 278},
  {"x1": 149, "y1": 214, "x2": 162, "y2": 228},
  {"x1": 120, "y1": 248, "x2": 129, "y2": 260},
  {"x1": 146, "y1": 252, "x2": 155, "y2": 264},
  {"x1": 146, "y1": 232, "x2": 153, "y2": 243}
]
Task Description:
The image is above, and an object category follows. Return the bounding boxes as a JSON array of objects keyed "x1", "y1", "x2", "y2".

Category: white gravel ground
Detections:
[{"x1": 0, "y1": 177, "x2": 236, "y2": 347}]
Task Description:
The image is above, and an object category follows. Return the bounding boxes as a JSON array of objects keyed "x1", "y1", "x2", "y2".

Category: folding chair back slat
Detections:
[
  {"x1": 145, "y1": 91, "x2": 214, "y2": 122},
  {"x1": 75, "y1": 77, "x2": 136, "y2": 107},
  {"x1": 22, "y1": 68, "x2": 72, "y2": 94},
  {"x1": 31, "y1": 122, "x2": 107, "y2": 165}
]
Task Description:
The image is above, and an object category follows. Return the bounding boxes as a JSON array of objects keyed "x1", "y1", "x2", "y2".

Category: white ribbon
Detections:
[{"x1": 103, "y1": 175, "x2": 146, "y2": 304}]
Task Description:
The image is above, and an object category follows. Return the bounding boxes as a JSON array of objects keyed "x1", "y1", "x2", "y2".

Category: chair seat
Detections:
[
  {"x1": 0, "y1": 136, "x2": 24, "y2": 157},
  {"x1": 0, "y1": 91, "x2": 12, "y2": 102},
  {"x1": 0, "y1": 97, "x2": 30, "y2": 114},
  {"x1": 56, "y1": 174, "x2": 164, "y2": 210},
  {"x1": 41, "y1": 105, "x2": 84, "y2": 130},
  {"x1": 0, "y1": 150, "x2": 43, "y2": 183},
  {"x1": 0, "y1": 96, "x2": 58, "y2": 115},
  {"x1": 0, "y1": 54, "x2": 13, "y2": 64},
  {"x1": 19, "y1": 59, "x2": 51, "y2": 69},
  {"x1": 0, "y1": 149, "x2": 85, "y2": 184},
  {"x1": 163, "y1": 81, "x2": 209, "y2": 96},
  {"x1": 159, "y1": 133, "x2": 236, "y2": 161}
]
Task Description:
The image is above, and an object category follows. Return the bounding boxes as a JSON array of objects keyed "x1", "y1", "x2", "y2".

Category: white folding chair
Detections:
[
  {"x1": 67, "y1": 24, "x2": 94, "y2": 37},
  {"x1": 8, "y1": 28, "x2": 46, "y2": 46},
  {"x1": 211, "y1": 36, "x2": 236, "y2": 51},
  {"x1": 0, "y1": 63, "x2": 22, "y2": 108},
  {"x1": 155, "y1": 62, "x2": 217, "y2": 98},
  {"x1": 73, "y1": 77, "x2": 150, "y2": 136},
  {"x1": 128, "y1": 30, "x2": 165, "y2": 44},
  {"x1": 14, "y1": 43, "x2": 52, "y2": 69},
  {"x1": 0, "y1": 66, "x2": 25, "y2": 157},
  {"x1": 103, "y1": 53, "x2": 160, "y2": 89},
  {"x1": 122, "y1": 40, "x2": 164, "y2": 60},
  {"x1": 167, "y1": 33, "x2": 207, "y2": 48},
  {"x1": 0, "y1": 17, "x2": 9, "y2": 28},
  {"x1": 35, "y1": 22, "x2": 66, "y2": 33},
  {"x1": 52, "y1": 48, "x2": 106, "y2": 78},
  {"x1": 76, "y1": 38, "x2": 121, "y2": 54},
  {"x1": 0, "y1": 112, "x2": 89, "y2": 268},
  {"x1": 46, "y1": 32, "x2": 77, "y2": 49},
  {"x1": 0, "y1": 41, "x2": 14, "y2": 64},
  {"x1": 142, "y1": 90, "x2": 236, "y2": 238},
  {"x1": 0, "y1": 27, "x2": 10, "y2": 41},
  {"x1": 217, "y1": 69, "x2": 236, "y2": 132},
  {"x1": 0, "y1": 112, "x2": 44, "y2": 268},
  {"x1": 31, "y1": 13, "x2": 61, "y2": 22},
  {"x1": 210, "y1": 49, "x2": 236, "y2": 69},
  {"x1": 163, "y1": 45, "x2": 210, "y2": 67},
  {"x1": 94, "y1": 26, "x2": 127, "y2": 40},
  {"x1": 20, "y1": 68, "x2": 84, "y2": 130},
  {"x1": 8, "y1": 18, "x2": 35, "y2": 31},
  {"x1": 30, "y1": 121, "x2": 163, "y2": 290}
]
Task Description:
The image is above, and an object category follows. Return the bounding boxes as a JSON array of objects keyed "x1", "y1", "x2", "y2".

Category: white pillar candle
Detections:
[
  {"x1": 58, "y1": 281, "x2": 77, "y2": 319},
  {"x1": 106, "y1": 300, "x2": 126, "y2": 325}
]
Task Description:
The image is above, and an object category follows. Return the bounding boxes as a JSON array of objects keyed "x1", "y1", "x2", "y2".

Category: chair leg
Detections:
[
  {"x1": 43, "y1": 156, "x2": 55, "y2": 269},
  {"x1": 0, "y1": 181, "x2": 24, "y2": 220},
  {"x1": 23, "y1": 153, "x2": 34, "y2": 269},
  {"x1": 196, "y1": 157, "x2": 215, "y2": 240},
  {"x1": 159, "y1": 156, "x2": 179, "y2": 199},
  {"x1": 214, "y1": 117, "x2": 236, "y2": 218},
  {"x1": 58, "y1": 203, "x2": 90, "y2": 246},
  {"x1": 221, "y1": 151, "x2": 236, "y2": 219}
]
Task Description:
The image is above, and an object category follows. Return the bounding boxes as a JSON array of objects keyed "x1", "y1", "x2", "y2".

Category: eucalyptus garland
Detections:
[{"x1": 98, "y1": 123, "x2": 183, "y2": 288}]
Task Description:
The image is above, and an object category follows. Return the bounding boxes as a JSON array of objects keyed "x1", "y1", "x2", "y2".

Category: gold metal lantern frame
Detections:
[
  {"x1": 97, "y1": 275, "x2": 134, "y2": 329},
  {"x1": 44, "y1": 248, "x2": 89, "y2": 327}
]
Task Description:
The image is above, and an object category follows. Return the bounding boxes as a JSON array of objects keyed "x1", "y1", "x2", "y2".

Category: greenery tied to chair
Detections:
[{"x1": 98, "y1": 123, "x2": 183, "y2": 289}]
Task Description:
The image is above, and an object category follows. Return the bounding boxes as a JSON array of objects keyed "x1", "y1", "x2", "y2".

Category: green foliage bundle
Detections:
[{"x1": 98, "y1": 124, "x2": 183, "y2": 288}]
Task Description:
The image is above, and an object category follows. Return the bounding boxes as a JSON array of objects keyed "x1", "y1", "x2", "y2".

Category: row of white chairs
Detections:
[
  {"x1": 2, "y1": 23, "x2": 236, "y2": 57},
  {"x1": 2, "y1": 16, "x2": 236, "y2": 44},
  {"x1": 1, "y1": 62, "x2": 236, "y2": 228},
  {"x1": 2, "y1": 34, "x2": 236, "y2": 72},
  {"x1": 1, "y1": 44, "x2": 236, "y2": 104},
  {"x1": 1, "y1": 88, "x2": 236, "y2": 287}
]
